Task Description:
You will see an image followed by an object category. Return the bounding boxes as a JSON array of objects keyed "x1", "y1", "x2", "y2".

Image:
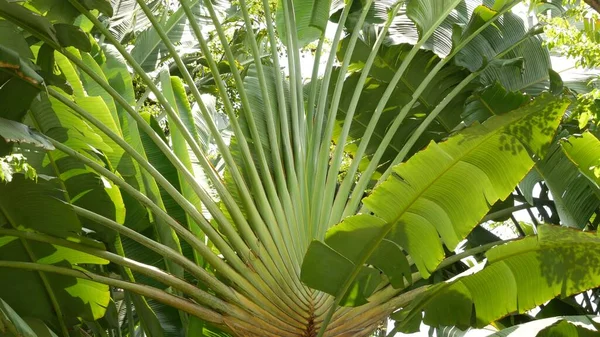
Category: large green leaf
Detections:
[
  {"x1": 0, "y1": 235, "x2": 109, "y2": 329},
  {"x1": 0, "y1": 176, "x2": 110, "y2": 329},
  {"x1": 334, "y1": 43, "x2": 476, "y2": 175},
  {"x1": 562, "y1": 132, "x2": 600, "y2": 193},
  {"x1": 27, "y1": 93, "x2": 126, "y2": 240},
  {"x1": 0, "y1": 297, "x2": 60, "y2": 337},
  {"x1": 487, "y1": 316, "x2": 600, "y2": 337},
  {"x1": 0, "y1": 1, "x2": 59, "y2": 47},
  {"x1": 0, "y1": 21, "x2": 33, "y2": 58},
  {"x1": 533, "y1": 133, "x2": 600, "y2": 228},
  {"x1": 130, "y1": 0, "x2": 202, "y2": 71},
  {"x1": 462, "y1": 82, "x2": 529, "y2": 126},
  {"x1": 275, "y1": 0, "x2": 330, "y2": 47},
  {"x1": 394, "y1": 225, "x2": 600, "y2": 332},
  {"x1": 0, "y1": 118, "x2": 54, "y2": 151},
  {"x1": 301, "y1": 94, "x2": 568, "y2": 306},
  {"x1": 455, "y1": 11, "x2": 552, "y2": 93},
  {"x1": 0, "y1": 175, "x2": 80, "y2": 237}
]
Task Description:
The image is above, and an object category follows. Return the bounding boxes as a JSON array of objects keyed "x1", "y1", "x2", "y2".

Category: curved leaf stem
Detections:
[
  {"x1": 0, "y1": 229, "x2": 303, "y2": 335},
  {"x1": 132, "y1": 0, "x2": 309, "y2": 310},
  {"x1": 0, "y1": 261, "x2": 225, "y2": 326},
  {"x1": 314, "y1": 0, "x2": 376, "y2": 238},
  {"x1": 322, "y1": 3, "x2": 402, "y2": 231},
  {"x1": 66, "y1": 0, "x2": 263, "y2": 263},
  {"x1": 47, "y1": 137, "x2": 308, "y2": 326},
  {"x1": 342, "y1": 1, "x2": 521, "y2": 219},
  {"x1": 307, "y1": 2, "x2": 352, "y2": 241},
  {"x1": 72, "y1": 206, "x2": 304, "y2": 332},
  {"x1": 236, "y1": 0, "x2": 307, "y2": 281},
  {"x1": 258, "y1": 0, "x2": 306, "y2": 256},
  {"x1": 176, "y1": 0, "x2": 309, "y2": 302}
]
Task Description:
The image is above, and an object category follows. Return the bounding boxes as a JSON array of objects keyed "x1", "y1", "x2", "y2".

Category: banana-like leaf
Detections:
[
  {"x1": 462, "y1": 82, "x2": 529, "y2": 126},
  {"x1": 0, "y1": 235, "x2": 109, "y2": 329},
  {"x1": 334, "y1": 43, "x2": 476, "y2": 175},
  {"x1": 0, "y1": 1, "x2": 59, "y2": 47},
  {"x1": 435, "y1": 315, "x2": 600, "y2": 337},
  {"x1": 0, "y1": 118, "x2": 54, "y2": 151},
  {"x1": 532, "y1": 133, "x2": 600, "y2": 228},
  {"x1": 0, "y1": 297, "x2": 60, "y2": 337},
  {"x1": 393, "y1": 225, "x2": 600, "y2": 332},
  {"x1": 487, "y1": 315, "x2": 600, "y2": 337},
  {"x1": 0, "y1": 176, "x2": 110, "y2": 328},
  {"x1": 25, "y1": 0, "x2": 80, "y2": 24},
  {"x1": 301, "y1": 93, "x2": 568, "y2": 306},
  {"x1": 28, "y1": 93, "x2": 126, "y2": 240},
  {"x1": 108, "y1": 0, "x2": 161, "y2": 42},
  {"x1": 275, "y1": 0, "x2": 330, "y2": 47},
  {"x1": 456, "y1": 11, "x2": 551, "y2": 92},
  {"x1": 0, "y1": 21, "x2": 33, "y2": 58},
  {"x1": 562, "y1": 132, "x2": 600, "y2": 193},
  {"x1": 130, "y1": 0, "x2": 202, "y2": 72}
]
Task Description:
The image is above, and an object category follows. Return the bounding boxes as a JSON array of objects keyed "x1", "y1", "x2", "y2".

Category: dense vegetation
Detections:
[{"x1": 0, "y1": 0, "x2": 599, "y2": 336}]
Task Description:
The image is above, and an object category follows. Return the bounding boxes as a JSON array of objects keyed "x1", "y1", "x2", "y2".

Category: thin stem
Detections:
[
  {"x1": 73, "y1": 207, "x2": 303, "y2": 332},
  {"x1": 0, "y1": 229, "x2": 231, "y2": 313},
  {"x1": 0, "y1": 261, "x2": 225, "y2": 326},
  {"x1": 436, "y1": 239, "x2": 515, "y2": 271},
  {"x1": 338, "y1": 1, "x2": 521, "y2": 221},
  {"x1": 314, "y1": 0, "x2": 376, "y2": 238},
  {"x1": 48, "y1": 138, "x2": 306, "y2": 327},
  {"x1": 307, "y1": 2, "x2": 353, "y2": 242},
  {"x1": 176, "y1": 0, "x2": 309, "y2": 303},
  {"x1": 24, "y1": 239, "x2": 71, "y2": 337},
  {"x1": 236, "y1": 0, "x2": 305, "y2": 277},
  {"x1": 323, "y1": 3, "x2": 401, "y2": 230}
]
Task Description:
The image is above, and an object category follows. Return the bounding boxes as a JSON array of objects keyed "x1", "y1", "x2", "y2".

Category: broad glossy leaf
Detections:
[
  {"x1": 0, "y1": 45, "x2": 43, "y2": 85},
  {"x1": 533, "y1": 133, "x2": 600, "y2": 228},
  {"x1": 302, "y1": 94, "x2": 568, "y2": 305},
  {"x1": 0, "y1": 118, "x2": 54, "y2": 151},
  {"x1": 54, "y1": 24, "x2": 92, "y2": 52},
  {"x1": 486, "y1": 316, "x2": 600, "y2": 337},
  {"x1": 0, "y1": 1, "x2": 59, "y2": 47},
  {"x1": 462, "y1": 82, "x2": 529, "y2": 126},
  {"x1": 562, "y1": 132, "x2": 600, "y2": 192},
  {"x1": 334, "y1": 43, "x2": 476, "y2": 175},
  {"x1": 0, "y1": 235, "x2": 109, "y2": 328},
  {"x1": 275, "y1": 0, "x2": 330, "y2": 47},
  {"x1": 130, "y1": 0, "x2": 202, "y2": 72},
  {"x1": 394, "y1": 226, "x2": 600, "y2": 332}
]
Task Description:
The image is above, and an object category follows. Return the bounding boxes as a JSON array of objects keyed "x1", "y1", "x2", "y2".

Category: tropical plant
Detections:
[{"x1": 0, "y1": 0, "x2": 599, "y2": 337}]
